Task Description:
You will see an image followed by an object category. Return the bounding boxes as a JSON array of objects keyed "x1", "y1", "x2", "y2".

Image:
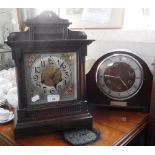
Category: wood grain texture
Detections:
[
  {"x1": 0, "y1": 133, "x2": 16, "y2": 146},
  {"x1": 147, "y1": 59, "x2": 155, "y2": 145},
  {"x1": 6, "y1": 11, "x2": 94, "y2": 138},
  {"x1": 0, "y1": 109, "x2": 149, "y2": 146}
]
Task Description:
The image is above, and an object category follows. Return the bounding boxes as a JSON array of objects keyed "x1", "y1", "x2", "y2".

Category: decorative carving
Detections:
[{"x1": 7, "y1": 11, "x2": 88, "y2": 41}]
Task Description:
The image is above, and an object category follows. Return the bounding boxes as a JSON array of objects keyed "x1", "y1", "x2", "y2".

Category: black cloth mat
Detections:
[{"x1": 61, "y1": 128, "x2": 100, "y2": 146}]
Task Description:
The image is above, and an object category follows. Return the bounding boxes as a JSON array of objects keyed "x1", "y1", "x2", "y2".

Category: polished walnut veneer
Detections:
[
  {"x1": 0, "y1": 109, "x2": 149, "y2": 146},
  {"x1": 147, "y1": 59, "x2": 155, "y2": 145}
]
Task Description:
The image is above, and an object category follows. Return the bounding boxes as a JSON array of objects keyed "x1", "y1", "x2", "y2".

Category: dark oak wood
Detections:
[
  {"x1": 147, "y1": 59, "x2": 155, "y2": 145},
  {"x1": 6, "y1": 11, "x2": 94, "y2": 138},
  {"x1": 0, "y1": 109, "x2": 149, "y2": 146},
  {"x1": 86, "y1": 51, "x2": 153, "y2": 112}
]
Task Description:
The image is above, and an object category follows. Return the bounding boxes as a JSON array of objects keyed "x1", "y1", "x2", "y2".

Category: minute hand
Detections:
[
  {"x1": 118, "y1": 76, "x2": 128, "y2": 88},
  {"x1": 104, "y1": 75, "x2": 128, "y2": 88}
]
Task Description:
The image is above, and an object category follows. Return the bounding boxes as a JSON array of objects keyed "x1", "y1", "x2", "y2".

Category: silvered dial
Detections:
[
  {"x1": 31, "y1": 56, "x2": 71, "y2": 95},
  {"x1": 24, "y1": 52, "x2": 77, "y2": 105}
]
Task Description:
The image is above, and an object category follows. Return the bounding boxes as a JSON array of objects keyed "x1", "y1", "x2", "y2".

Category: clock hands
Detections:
[
  {"x1": 104, "y1": 75, "x2": 118, "y2": 79},
  {"x1": 118, "y1": 77, "x2": 128, "y2": 89},
  {"x1": 104, "y1": 74, "x2": 128, "y2": 89}
]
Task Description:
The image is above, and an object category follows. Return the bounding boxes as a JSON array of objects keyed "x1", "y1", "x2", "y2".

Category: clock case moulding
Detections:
[
  {"x1": 6, "y1": 11, "x2": 94, "y2": 138},
  {"x1": 86, "y1": 51, "x2": 153, "y2": 112}
]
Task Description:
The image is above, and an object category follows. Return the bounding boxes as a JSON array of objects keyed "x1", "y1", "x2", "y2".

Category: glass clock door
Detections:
[{"x1": 24, "y1": 52, "x2": 77, "y2": 105}]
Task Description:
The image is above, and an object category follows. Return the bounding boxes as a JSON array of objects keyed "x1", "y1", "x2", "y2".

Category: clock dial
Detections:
[
  {"x1": 31, "y1": 56, "x2": 71, "y2": 95},
  {"x1": 104, "y1": 62, "x2": 135, "y2": 92},
  {"x1": 96, "y1": 54, "x2": 143, "y2": 100},
  {"x1": 24, "y1": 52, "x2": 77, "y2": 105}
]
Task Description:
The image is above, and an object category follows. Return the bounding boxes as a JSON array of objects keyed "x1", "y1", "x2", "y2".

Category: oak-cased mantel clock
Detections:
[
  {"x1": 6, "y1": 11, "x2": 94, "y2": 138},
  {"x1": 86, "y1": 50, "x2": 153, "y2": 112}
]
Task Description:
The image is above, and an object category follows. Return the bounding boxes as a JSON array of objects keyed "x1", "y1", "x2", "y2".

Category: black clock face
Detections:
[
  {"x1": 96, "y1": 54, "x2": 143, "y2": 100},
  {"x1": 104, "y1": 62, "x2": 135, "y2": 92},
  {"x1": 24, "y1": 52, "x2": 77, "y2": 105}
]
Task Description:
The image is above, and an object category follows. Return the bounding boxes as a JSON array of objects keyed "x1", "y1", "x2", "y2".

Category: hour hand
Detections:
[{"x1": 104, "y1": 75, "x2": 119, "y2": 79}]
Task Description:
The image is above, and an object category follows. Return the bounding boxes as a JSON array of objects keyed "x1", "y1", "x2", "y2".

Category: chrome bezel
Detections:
[{"x1": 96, "y1": 52, "x2": 144, "y2": 100}]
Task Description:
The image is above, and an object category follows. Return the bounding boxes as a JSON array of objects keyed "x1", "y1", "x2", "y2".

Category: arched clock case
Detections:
[{"x1": 86, "y1": 50, "x2": 153, "y2": 112}]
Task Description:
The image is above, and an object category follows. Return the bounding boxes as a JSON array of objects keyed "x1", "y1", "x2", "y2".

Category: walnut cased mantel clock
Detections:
[
  {"x1": 86, "y1": 50, "x2": 153, "y2": 112},
  {"x1": 6, "y1": 11, "x2": 94, "y2": 138}
]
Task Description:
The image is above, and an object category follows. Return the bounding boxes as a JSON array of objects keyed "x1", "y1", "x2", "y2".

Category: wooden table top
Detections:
[{"x1": 0, "y1": 109, "x2": 149, "y2": 146}]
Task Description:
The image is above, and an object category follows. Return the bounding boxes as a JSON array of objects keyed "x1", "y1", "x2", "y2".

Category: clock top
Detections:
[{"x1": 6, "y1": 11, "x2": 94, "y2": 42}]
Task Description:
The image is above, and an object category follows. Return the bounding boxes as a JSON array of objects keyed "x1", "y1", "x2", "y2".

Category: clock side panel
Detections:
[
  {"x1": 77, "y1": 46, "x2": 88, "y2": 101},
  {"x1": 12, "y1": 49, "x2": 29, "y2": 109}
]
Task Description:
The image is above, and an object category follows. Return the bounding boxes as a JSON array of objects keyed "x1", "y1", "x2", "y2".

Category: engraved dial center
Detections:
[{"x1": 41, "y1": 65, "x2": 62, "y2": 88}]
